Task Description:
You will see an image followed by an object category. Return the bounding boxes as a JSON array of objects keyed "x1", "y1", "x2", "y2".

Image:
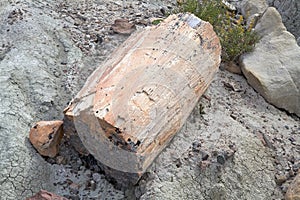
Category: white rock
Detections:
[
  {"x1": 241, "y1": 7, "x2": 300, "y2": 116},
  {"x1": 267, "y1": 0, "x2": 300, "y2": 46}
]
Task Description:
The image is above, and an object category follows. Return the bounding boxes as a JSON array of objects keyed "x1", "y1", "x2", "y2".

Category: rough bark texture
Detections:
[{"x1": 64, "y1": 13, "x2": 221, "y2": 184}]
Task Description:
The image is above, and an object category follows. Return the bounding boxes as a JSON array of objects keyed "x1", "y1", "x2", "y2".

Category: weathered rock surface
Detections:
[
  {"x1": 267, "y1": 0, "x2": 300, "y2": 45},
  {"x1": 29, "y1": 121, "x2": 63, "y2": 158},
  {"x1": 241, "y1": 7, "x2": 300, "y2": 116},
  {"x1": 286, "y1": 170, "x2": 300, "y2": 200},
  {"x1": 26, "y1": 190, "x2": 68, "y2": 200}
]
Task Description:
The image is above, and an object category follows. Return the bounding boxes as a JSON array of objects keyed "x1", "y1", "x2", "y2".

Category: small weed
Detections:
[{"x1": 152, "y1": 19, "x2": 163, "y2": 25}]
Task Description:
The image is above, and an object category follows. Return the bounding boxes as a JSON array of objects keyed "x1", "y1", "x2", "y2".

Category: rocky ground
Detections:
[
  {"x1": 138, "y1": 67, "x2": 299, "y2": 199},
  {"x1": 0, "y1": 0, "x2": 299, "y2": 199}
]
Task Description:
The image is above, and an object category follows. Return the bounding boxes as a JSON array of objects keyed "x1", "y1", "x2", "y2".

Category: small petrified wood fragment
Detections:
[
  {"x1": 64, "y1": 13, "x2": 221, "y2": 185},
  {"x1": 29, "y1": 120, "x2": 63, "y2": 157}
]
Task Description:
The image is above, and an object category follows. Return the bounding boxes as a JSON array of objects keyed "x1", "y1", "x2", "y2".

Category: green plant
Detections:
[
  {"x1": 152, "y1": 19, "x2": 163, "y2": 25},
  {"x1": 178, "y1": 0, "x2": 259, "y2": 62}
]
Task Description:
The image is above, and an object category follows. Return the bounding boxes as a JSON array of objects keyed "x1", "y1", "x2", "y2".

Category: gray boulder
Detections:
[
  {"x1": 267, "y1": 0, "x2": 300, "y2": 45},
  {"x1": 241, "y1": 7, "x2": 300, "y2": 116}
]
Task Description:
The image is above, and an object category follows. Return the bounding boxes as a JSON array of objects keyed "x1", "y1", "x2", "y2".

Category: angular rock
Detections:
[
  {"x1": 29, "y1": 120, "x2": 64, "y2": 157},
  {"x1": 240, "y1": 7, "x2": 300, "y2": 116},
  {"x1": 286, "y1": 170, "x2": 300, "y2": 200},
  {"x1": 26, "y1": 190, "x2": 68, "y2": 200},
  {"x1": 267, "y1": 0, "x2": 300, "y2": 45},
  {"x1": 64, "y1": 13, "x2": 221, "y2": 185},
  {"x1": 254, "y1": 7, "x2": 286, "y2": 35},
  {"x1": 111, "y1": 19, "x2": 136, "y2": 35}
]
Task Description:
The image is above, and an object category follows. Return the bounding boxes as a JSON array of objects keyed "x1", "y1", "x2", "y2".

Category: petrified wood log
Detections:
[{"x1": 64, "y1": 13, "x2": 221, "y2": 185}]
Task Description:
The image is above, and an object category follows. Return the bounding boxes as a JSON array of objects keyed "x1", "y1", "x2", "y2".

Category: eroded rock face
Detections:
[
  {"x1": 240, "y1": 7, "x2": 300, "y2": 116},
  {"x1": 29, "y1": 121, "x2": 64, "y2": 158}
]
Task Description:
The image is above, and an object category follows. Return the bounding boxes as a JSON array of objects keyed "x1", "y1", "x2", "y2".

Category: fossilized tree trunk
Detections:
[{"x1": 64, "y1": 13, "x2": 221, "y2": 185}]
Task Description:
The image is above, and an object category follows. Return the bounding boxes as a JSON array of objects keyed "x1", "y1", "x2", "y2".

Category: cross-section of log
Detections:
[{"x1": 64, "y1": 13, "x2": 221, "y2": 185}]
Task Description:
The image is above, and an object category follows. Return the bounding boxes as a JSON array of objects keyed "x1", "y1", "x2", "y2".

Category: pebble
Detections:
[
  {"x1": 289, "y1": 137, "x2": 296, "y2": 143},
  {"x1": 70, "y1": 182, "x2": 80, "y2": 194},
  {"x1": 200, "y1": 150, "x2": 209, "y2": 161},
  {"x1": 224, "y1": 149, "x2": 235, "y2": 159},
  {"x1": 280, "y1": 182, "x2": 290, "y2": 193},
  {"x1": 90, "y1": 180, "x2": 96, "y2": 191},
  {"x1": 289, "y1": 169, "x2": 295, "y2": 177},
  {"x1": 92, "y1": 173, "x2": 102, "y2": 183},
  {"x1": 285, "y1": 125, "x2": 290, "y2": 129},
  {"x1": 217, "y1": 153, "x2": 226, "y2": 165},
  {"x1": 230, "y1": 113, "x2": 238, "y2": 120},
  {"x1": 56, "y1": 156, "x2": 66, "y2": 165},
  {"x1": 192, "y1": 141, "x2": 201, "y2": 152},
  {"x1": 275, "y1": 174, "x2": 287, "y2": 185},
  {"x1": 175, "y1": 158, "x2": 182, "y2": 168},
  {"x1": 293, "y1": 163, "x2": 300, "y2": 172},
  {"x1": 199, "y1": 160, "x2": 211, "y2": 170}
]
